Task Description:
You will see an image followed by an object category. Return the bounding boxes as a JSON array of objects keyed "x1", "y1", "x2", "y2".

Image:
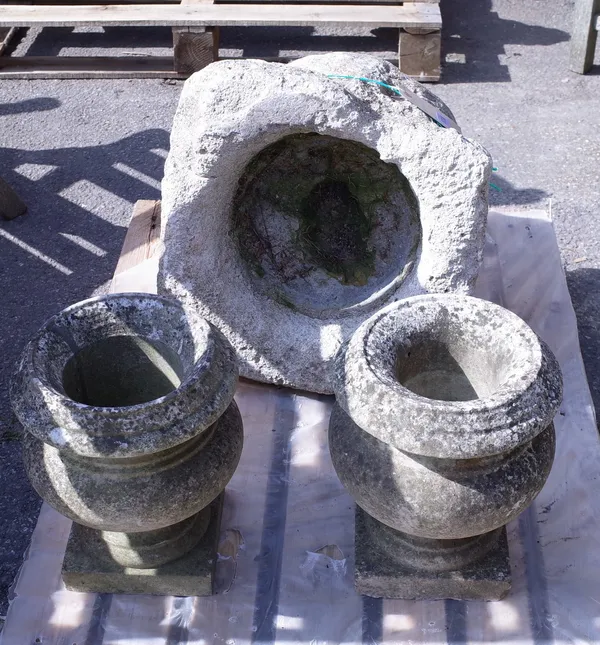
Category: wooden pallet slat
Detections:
[
  {"x1": 113, "y1": 199, "x2": 161, "y2": 280},
  {"x1": 398, "y1": 27, "x2": 440, "y2": 82},
  {"x1": 0, "y1": 26, "x2": 16, "y2": 56},
  {"x1": 110, "y1": 199, "x2": 161, "y2": 294},
  {"x1": 0, "y1": 55, "x2": 182, "y2": 78},
  {"x1": 173, "y1": 0, "x2": 219, "y2": 75},
  {"x1": 0, "y1": 3, "x2": 441, "y2": 29}
]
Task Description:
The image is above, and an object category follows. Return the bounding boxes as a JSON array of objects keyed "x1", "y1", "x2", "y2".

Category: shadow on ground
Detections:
[
  {"x1": 488, "y1": 174, "x2": 548, "y2": 206},
  {"x1": 0, "y1": 120, "x2": 170, "y2": 615},
  {"x1": 24, "y1": 25, "x2": 174, "y2": 56},
  {"x1": 9, "y1": 1, "x2": 570, "y2": 81},
  {"x1": 438, "y1": 0, "x2": 570, "y2": 83},
  {"x1": 0, "y1": 98, "x2": 61, "y2": 116}
]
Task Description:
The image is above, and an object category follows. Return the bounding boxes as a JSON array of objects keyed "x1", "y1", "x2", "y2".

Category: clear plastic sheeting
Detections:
[{"x1": 1, "y1": 209, "x2": 600, "y2": 645}]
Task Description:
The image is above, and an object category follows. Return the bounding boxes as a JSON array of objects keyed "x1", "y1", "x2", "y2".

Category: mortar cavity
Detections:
[
  {"x1": 62, "y1": 335, "x2": 184, "y2": 408},
  {"x1": 232, "y1": 133, "x2": 421, "y2": 317}
]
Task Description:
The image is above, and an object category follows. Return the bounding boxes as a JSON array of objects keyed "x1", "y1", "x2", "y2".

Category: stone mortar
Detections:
[{"x1": 159, "y1": 52, "x2": 493, "y2": 394}]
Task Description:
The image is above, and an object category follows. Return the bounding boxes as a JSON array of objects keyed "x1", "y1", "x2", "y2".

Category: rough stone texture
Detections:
[
  {"x1": 22, "y1": 402, "x2": 242, "y2": 533},
  {"x1": 232, "y1": 133, "x2": 421, "y2": 316},
  {"x1": 333, "y1": 294, "x2": 563, "y2": 459},
  {"x1": 63, "y1": 495, "x2": 223, "y2": 596},
  {"x1": 0, "y1": 2, "x2": 595, "y2": 613},
  {"x1": 330, "y1": 404, "x2": 556, "y2": 540},
  {"x1": 11, "y1": 293, "x2": 243, "y2": 595},
  {"x1": 159, "y1": 52, "x2": 492, "y2": 394},
  {"x1": 329, "y1": 294, "x2": 563, "y2": 599},
  {"x1": 355, "y1": 506, "x2": 511, "y2": 601},
  {"x1": 11, "y1": 293, "x2": 239, "y2": 458}
]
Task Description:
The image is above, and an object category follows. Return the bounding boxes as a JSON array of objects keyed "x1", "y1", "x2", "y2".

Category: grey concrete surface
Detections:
[{"x1": 0, "y1": 0, "x2": 598, "y2": 621}]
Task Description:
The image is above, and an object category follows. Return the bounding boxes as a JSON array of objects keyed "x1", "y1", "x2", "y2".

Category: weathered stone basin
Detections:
[
  {"x1": 10, "y1": 293, "x2": 243, "y2": 595},
  {"x1": 329, "y1": 294, "x2": 563, "y2": 600},
  {"x1": 159, "y1": 52, "x2": 492, "y2": 394}
]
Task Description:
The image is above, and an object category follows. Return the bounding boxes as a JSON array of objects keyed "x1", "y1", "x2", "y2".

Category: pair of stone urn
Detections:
[
  {"x1": 10, "y1": 53, "x2": 563, "y2": 600},
  {"x1": 10, "y1": 291, "x2": 562, "y2": 600}
]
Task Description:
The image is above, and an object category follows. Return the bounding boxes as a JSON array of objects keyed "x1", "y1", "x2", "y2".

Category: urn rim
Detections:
[
  {"x1": 333, "y1": 293, "x2": 563, "y2": 459},
  {"x1": 11, "y1": 292, "x2": 239, "y2": 457}
]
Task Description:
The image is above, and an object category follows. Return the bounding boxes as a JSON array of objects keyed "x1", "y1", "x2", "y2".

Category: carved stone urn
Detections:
[
  {"x1": 329, "y1": 294, "x2": 563, "y2": 600},
  {"x1": 10, "y1": 293, "x2": 243, "y2": 596}
]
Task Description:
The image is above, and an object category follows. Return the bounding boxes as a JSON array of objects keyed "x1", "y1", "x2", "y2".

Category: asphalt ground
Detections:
[{"x1": 1, "y1": 0, "x2": 599, "y2": 621}]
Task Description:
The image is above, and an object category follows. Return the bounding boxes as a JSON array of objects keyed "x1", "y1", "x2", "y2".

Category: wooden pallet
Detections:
[{"x1": 0, "y1": 1, "x2": 442, "y2": 80}]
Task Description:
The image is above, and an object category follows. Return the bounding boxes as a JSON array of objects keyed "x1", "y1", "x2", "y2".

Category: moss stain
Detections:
[{"x1": 231, "y1": 133, "x2": 410, "y2": 288}]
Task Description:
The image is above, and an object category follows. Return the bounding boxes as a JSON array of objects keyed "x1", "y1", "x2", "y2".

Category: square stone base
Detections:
[
  {"x1": 62, "y1": 495, "x2": 224, "y2": 596},
  {"x1": 355, "y1": 506, "x2": 511, "y2": 601}
]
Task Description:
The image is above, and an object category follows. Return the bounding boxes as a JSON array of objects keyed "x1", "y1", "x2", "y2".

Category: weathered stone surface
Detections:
[
  {"x1": 11, "y1": 293, "x2": 243, "y2": 596},
  {"x1": 329, "y1": 294, "x2": 563, "y2": 599},
  {"x1": 63, "y1": 496, "x2": 223, "y2": 596},
  {"x1": 11, "y1": 293, "x2": 238, "y2": 458},
  {"x1": 333, "y1": 294, "x2": 563, "y2": 460},
  {"x1": 330, "y1": 404, "x2": 556, "y2": 539},
  {"x1": 355, "y1": 506, "x2": 511, "y2": 601},
  {"x1": 22, "y1": 402, "x2": 242, "y2": 533},
  {"x1": 159, "y1": 52, "x2": 492, "y2": 394}
]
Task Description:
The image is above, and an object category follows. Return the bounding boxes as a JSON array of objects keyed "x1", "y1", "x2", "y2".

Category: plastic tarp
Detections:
[{"x1": 1, "y1": 208, "x2": 599, "y2": 645}]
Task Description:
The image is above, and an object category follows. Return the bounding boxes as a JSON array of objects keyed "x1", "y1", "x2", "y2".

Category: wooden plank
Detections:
[
  {"x1": 28, "y1": 0, "x2": 429, "y2": 4},
  {"x1": 173, "y1": 0, "x2": 218, "y2": 73},
  {"x1": 113, "y1": 200, "x2": 161, "y2": 278},
  {"x1": 570, "y1": 0, "x2": 600, "y2": 73},
  {"x1": 0, "y1": 3, "x2": 442, "y2": 29},
  {"x1": 0, "y1": 55, "x2": 183, "y2": 78},
  {"x1": 0, "y1": 54, "x2": 440, "y2": 79},
  {"x1": 214, "y1": 0, "x2": 406, "y2": 4},
  {"x1": 32, "y1": 0, "x2": 182, "y2": 3},
  {"x1": 24, "y1": 0, "x2": 182, "y2": 3}
]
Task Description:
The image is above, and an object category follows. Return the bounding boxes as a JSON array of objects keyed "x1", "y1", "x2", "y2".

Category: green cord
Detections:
[{"x1": 327, "y1": 74, "x2": 404, "y2": 97}]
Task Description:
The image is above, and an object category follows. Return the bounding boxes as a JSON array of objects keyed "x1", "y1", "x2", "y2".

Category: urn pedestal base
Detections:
[
  {"x1": 62, "y1": 495, "x2": 224, "y2": 597},
  {"x1": 355, "y1": 506, "x2": 511, "y2": 601}
]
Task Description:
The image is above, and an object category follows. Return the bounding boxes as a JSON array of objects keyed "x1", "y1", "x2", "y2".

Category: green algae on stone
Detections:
[{"x1": 231, "y1": 133, "x2": 418, "y2": 294}]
